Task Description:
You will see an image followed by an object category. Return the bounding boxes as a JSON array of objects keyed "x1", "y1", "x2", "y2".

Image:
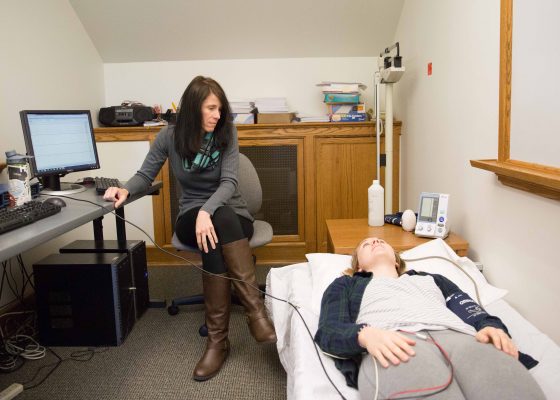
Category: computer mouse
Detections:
[{"x1": 44, "y1": 197, "x2": 67, "y2": 207}]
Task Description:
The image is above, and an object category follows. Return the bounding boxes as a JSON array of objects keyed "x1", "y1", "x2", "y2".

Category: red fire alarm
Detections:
[{"x1": 428, "y1": 62, "x2": 433, "y2": 76}]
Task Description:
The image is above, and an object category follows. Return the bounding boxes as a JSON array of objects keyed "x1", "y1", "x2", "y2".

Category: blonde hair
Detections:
[{"x1": 343, "y1": 247, "x2": 406, "y2": 277}]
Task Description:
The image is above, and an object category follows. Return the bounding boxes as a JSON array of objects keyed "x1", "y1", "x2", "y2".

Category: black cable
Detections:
[
  {"x1": 17, "y1": 257, "x2": 25, "y2": 301},
  {"x1": 8, "y1": 259, "x2": 18, "y2": 295},
  {"x1": 0, "y1": 312, "x2": 38, "y2": 374},
  {"x1": 22, "y1": 348, "x2": 63, "y2": 390},
  {"x1": 41, "y1": 193, "x2": 349, "y2": 399},
  {"x1": 0, "y1": 297, "x2": 19, "y2": 313},
  {"x1": 0, "y1": 349, "x2": 25, "y2": 374},
  {"x1": 5, "y1": 259, "x2": 24, "y2": 304},
  {"x1": 6, "y1": 259, "x2": 16, "y2": 297},
  {"x1": 0, "y1": 261, "x2": 8, "y2": 304},
  {"x1": 18, "y1": 254, "x2": 35, "y2": 292},
  {"x1": 21, "y1": 346, "x2": 110, "y2": 390},
  {"x1": 0, "y1": 256, "x2": 33, "y2": 308},
  {"x1": 69, "y1": 347, "x2": 109, "y2": 362}
]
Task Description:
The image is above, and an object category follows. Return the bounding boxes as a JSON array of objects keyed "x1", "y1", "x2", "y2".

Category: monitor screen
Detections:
[{"x1": 20, "y1": 110, "x2": 100, "y2": 192}]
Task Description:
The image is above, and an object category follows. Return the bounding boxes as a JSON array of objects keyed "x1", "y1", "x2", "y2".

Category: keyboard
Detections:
[
  {"x1": 94, "y1": 177, "x2": 122, "y2": 194},
  {"x1": 0, "y1": 201, "x2": 62, "y2": 235}
]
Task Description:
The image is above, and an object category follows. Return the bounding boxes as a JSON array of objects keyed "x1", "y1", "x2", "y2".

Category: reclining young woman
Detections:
[{"x1": 314, "y1": 237, "x2": 545, "y2": 399}]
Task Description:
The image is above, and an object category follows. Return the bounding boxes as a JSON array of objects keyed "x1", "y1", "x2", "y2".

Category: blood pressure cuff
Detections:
[
  {"x1": 406, "y1": 271, "x2": 539, "y2": 369},
  {"x1": 446, "y1": 291, "x2": 539, "y2": 369},
  {"x1": 445, "y1": 292, "x2": 508, "y2": 333}
]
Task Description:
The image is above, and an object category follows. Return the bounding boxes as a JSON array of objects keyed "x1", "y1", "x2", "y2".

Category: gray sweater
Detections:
[{"x1": 124, "y1": 125, "x2": 253, "y2": 222}]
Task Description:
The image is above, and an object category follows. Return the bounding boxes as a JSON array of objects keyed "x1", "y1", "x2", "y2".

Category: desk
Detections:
[
  {"x1": 326, "y1": 219, "x2": 469, "y2": 256},
  {"x1": 0, "y1": 182, "x2": 162, "y2": 262}
]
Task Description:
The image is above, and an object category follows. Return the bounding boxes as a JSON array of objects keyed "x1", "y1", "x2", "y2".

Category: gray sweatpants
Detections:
[{"x1": 357, "y1": 330, "x2": 545, "y2": 400}]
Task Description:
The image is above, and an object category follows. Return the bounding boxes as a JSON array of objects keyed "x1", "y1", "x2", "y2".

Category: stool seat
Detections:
[{"x1": 171, "y1": 219, "x2": 273, "y2": 251}]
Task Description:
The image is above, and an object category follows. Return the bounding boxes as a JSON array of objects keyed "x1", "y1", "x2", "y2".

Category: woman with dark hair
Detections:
[
  {"x1": 315, "y1": 237, "x2": 544, "y2": 399},
  {"x1": 104, "y1": 76, "x2": 276, "y2": 381}
]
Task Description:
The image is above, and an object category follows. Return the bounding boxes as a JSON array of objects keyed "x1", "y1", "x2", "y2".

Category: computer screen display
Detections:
[{"x1": 20, "y1": 110, "x2": 100, "y2": 192}]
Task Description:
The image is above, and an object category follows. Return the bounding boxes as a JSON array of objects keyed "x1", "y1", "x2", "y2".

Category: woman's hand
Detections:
[
  {"x1": 196, "y1": 210, "x2": 218, "y2": 253},
  {"x1": 358, "y1": 326, "x2": 416, "y2": 368},
  {"x1": 476, "y1": 326, "x2": 519, "y2": 358},
  {"x1": 103, "y1": 187, "x2": 129, "y2": 208}
]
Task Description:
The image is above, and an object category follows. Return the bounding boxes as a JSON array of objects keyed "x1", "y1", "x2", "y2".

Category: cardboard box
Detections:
[{"x1": 257, "y1": 113, "x2": 294, "y2": 124}]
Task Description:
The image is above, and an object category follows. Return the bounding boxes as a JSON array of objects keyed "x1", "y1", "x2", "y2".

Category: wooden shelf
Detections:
[{"x1": 470, "y1": 159, "x2": 560, "y2": 200}]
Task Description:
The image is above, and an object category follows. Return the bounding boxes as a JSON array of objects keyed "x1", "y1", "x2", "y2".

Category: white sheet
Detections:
[{"x1": 266, "y1": 262, "x2": 560, "y2": 400}]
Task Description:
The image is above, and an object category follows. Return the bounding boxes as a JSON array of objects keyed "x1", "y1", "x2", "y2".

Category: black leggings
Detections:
[{"x1": 175, "y1": 206, "x2": 254, "y2": 273}]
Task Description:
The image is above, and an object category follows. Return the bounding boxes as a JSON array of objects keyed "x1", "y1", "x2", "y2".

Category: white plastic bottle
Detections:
[
  {"x1": 368, "y1": 180, "x2": 384, "y2": 226},
  {"x1": 6, "y1": 150, "x2": 32, "y2": 206}
]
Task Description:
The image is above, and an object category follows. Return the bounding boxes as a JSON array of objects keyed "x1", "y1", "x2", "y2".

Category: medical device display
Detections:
[{"x1": 414, "y1": 192, "x2": 449, "y2": 239}]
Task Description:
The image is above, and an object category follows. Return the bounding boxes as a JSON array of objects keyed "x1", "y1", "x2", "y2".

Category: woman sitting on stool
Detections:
[{"x1": 104, "y1": 76, "x2": 276, "y2": 381}]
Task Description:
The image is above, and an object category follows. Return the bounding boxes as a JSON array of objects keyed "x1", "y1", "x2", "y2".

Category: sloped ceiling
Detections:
[{"x1": 69, "y1": 0, "x2": 404, "y2": 63}]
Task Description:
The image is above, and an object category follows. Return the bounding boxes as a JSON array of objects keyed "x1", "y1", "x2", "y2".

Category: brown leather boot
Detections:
[
  {"x1": 192, "y1": 272, "x2": 231, "y2": 381},
  {"x1": 222, "y1": 238, "x2": 277, "y2": 344}
]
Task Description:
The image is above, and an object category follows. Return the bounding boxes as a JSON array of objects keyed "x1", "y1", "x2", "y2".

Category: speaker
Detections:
[
  {"x1": 99, "y1": 105, "x2": 153, "y2": 126},
  {"x1": 60, "y1": 240, "x2": 149, "y2": 320},
  {"x1": 33, "y1": 252, "x2": 134, "y2": 346}
]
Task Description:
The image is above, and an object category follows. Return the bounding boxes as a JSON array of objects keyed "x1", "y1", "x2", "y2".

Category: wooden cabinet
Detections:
[{"x1": 94, "y1": 121, "x2": 401, "y2": 265}]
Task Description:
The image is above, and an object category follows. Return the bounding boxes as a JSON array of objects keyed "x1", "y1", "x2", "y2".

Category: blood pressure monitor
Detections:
[{"x1": 414, "y1": 192, "x2": 449, "y2": 239}]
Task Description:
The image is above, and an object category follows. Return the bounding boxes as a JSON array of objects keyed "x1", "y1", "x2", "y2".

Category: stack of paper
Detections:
[
  {"x1": 255, "y1": 98, "x2": 289, "y2": 113},
  {"x1": 143, "y1": 120, "x2": 167, "y2": 127},
  {"x1": 295, "y1": 114, "x2": 330, "y2": 123},
  {"x1": 230, "y1": 100, "x2": 256, "y2": 124},
  {"x1": 316, "y1": 81, "x2": 367, "y2": 93},
  {"x1": 230, "y1": 100, "x2": 255, "y2": 114}
]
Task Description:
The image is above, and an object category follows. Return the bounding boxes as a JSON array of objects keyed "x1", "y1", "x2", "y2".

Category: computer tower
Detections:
[
  {"x1": 60, "y1": 240, "x2": 149, "y2": 320},
  {"x1": 33, "y1": 253, "x2": 134, "y2": 346}
]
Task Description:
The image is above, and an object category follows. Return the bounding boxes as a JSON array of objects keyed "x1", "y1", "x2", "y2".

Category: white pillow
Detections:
[
  {"x1": 306, "y1": 253, "x2": 352, "y2": 316},
  {"x1": 266, "y1": 263, "x2": 312, "y2": 351},
  {"x1": 306, "y1": 238, "x2": 507, "y2": 315},
  {"x1": 400, "y1": 239, "x2": 507, "y2": 306}
]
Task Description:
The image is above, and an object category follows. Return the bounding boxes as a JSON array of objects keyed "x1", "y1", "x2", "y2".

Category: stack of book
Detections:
[
  {"x1": 317, "y1": 81, "x2": 367, "y2": 122},
  {"x1": 231, "y1": 100, "x2": 255, "y2": 124}
]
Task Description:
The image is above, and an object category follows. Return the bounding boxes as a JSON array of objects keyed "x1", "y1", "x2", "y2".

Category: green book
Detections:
[{"x1": 323, "y1": 93, "x2": 360, "y2": 104}]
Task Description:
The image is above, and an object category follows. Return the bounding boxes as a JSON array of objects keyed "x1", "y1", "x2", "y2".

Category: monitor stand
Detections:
[
  {"x1": 40, "y1": 175, "x2": 86, "y2": 195},
  {"x1": 41, "y1": 183, "x2": 86, "y2": 195}
]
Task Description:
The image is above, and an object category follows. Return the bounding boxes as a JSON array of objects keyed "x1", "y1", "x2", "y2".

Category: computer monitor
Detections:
[{"x1": 20, "y1": 110, "x2": 100, "y2": 194}]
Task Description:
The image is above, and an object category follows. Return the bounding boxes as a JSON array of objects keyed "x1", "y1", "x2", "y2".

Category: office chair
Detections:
[{"x1": 167, "y1": 153, "x2": 273, "y2": 334}]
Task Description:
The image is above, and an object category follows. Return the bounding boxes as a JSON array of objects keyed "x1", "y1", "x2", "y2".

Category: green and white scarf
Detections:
[{"x1": 182, "y1": 132, "x2": 220, "y2": 172}]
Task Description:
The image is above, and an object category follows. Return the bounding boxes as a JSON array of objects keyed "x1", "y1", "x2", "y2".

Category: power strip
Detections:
[{"x1": 0, "y1": 383, "x2": 23, "y2": 400}]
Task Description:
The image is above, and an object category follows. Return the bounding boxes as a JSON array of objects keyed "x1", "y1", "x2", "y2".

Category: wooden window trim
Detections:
[{"x1": 470, "y1": 0, "x2": 560, "y2": 200}]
